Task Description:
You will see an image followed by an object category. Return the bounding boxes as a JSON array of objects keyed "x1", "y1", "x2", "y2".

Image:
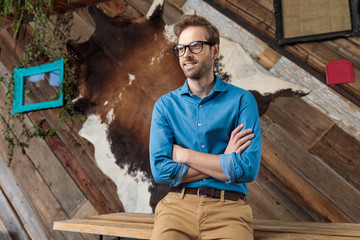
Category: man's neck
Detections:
[{"x1": 187, "y1": 74, "x2": 215, "y2": 99}]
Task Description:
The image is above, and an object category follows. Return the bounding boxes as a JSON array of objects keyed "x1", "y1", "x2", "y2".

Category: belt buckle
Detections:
[{"x1": 197, "y1": 188, "x2": 207, "y2": 197}]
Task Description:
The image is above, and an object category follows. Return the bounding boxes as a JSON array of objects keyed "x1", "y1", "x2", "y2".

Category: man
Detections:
[{"x1": 149, "y1": 14, "x2": 261, "y2": 240}]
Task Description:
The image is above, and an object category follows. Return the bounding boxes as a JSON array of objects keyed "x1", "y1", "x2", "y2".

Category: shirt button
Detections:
[
  {"x1": 199, "y1": 105, "x2": 203, "y2": 108},
  {"x1": 201, "y1": 145, "x2": 205, "y2": 149},
  {"x1": 203, "y1": 178, "x2": 206, "y2": 181},
  {"x1": 197, "y1": 123, "x2": 201, "y2": 127}
]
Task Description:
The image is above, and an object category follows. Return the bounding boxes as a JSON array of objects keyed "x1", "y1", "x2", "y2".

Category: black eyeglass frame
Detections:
[{"x1": 172, "y1": 41, "x2": 215, "y2": 57}]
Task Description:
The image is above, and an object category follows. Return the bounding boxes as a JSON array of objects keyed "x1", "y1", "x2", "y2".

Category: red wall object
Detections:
[{"x1": 326, "y1": 59, "x2": 354, "y2": 85}]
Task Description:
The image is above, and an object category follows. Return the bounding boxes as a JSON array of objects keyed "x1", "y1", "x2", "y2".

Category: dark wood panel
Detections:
[
  {"x1": 262, "y1": 123, "x2": 360, "y2": 222},
  {"x1": 248, "y1": 174, "x2": 297, "y2": 221},
  {"x1": 261, "y1": 144, "x2": 348, "y2": 223},
  {"x1": 264, "y1": 97, "x2": 334, "y2": 150},
  {"x1": 252, "y1": 165, "x2": 324, "y2": 222},
  {"x1": 310, "y1": 125, "x2": 360, "y2": 192}
]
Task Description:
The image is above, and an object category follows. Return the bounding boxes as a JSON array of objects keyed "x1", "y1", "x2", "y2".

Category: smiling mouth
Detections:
[{"x1": 183, "y1": 62, "x2": 197, "y2": 69}]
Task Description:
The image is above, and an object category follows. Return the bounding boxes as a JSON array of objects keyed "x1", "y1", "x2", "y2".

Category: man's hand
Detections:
[{"x1": 224, "y1": 124, "x2": 254, "y2": 154}]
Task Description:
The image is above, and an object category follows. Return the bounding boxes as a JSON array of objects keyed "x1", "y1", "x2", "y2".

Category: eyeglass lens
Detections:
[{"x1": 174, "y1": 41, "x2": 204, "y2": 57}]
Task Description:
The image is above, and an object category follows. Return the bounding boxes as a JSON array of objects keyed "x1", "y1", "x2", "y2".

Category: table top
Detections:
[{"x1": 53, "y1": 212, "x2": 360, "y2": 239}]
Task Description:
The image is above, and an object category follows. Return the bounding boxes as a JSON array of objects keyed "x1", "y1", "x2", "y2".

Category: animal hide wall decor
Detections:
[{"x1": 68, "y1": 2, "x2": 308, "y2": 212}]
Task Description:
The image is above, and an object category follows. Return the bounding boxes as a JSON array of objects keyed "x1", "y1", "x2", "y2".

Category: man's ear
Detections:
[{"x1": 212, "y1": 44, "x2": 220, "y2": 60}]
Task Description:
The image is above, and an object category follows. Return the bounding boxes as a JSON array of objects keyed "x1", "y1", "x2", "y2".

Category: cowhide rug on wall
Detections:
[{"x1": 67, "y1": 1, "x2": 308, "y2": 213}]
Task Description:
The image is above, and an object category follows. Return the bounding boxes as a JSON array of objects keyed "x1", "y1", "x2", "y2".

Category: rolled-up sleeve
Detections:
[
  {"x1": 149, "y1": 98, "x2": 189, "y2": 185},
  {"x1": 219, "y1": 91, "x2": 262, "y2": 184}
]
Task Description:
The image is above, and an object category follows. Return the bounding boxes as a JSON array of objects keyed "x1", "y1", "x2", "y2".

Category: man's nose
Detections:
[{"x1": 182, "y1": 47, "x2": 193, "y2": 57}]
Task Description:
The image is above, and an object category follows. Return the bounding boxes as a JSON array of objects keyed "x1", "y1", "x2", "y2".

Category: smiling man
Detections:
[{"x1": 149, "y1": 14, "x2": 262, "y2": 240}]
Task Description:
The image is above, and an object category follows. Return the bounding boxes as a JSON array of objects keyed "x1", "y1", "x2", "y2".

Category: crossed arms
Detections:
[{"x1": 172, "y1": 124, "x2": 254, "y2": 183}]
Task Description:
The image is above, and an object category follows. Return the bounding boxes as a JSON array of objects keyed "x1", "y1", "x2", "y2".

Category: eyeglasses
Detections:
[{"x1": 172, "y1": 41, "x2": 214, "y2": 57}]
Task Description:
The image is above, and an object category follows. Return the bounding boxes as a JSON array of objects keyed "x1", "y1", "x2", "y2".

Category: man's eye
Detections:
[{"x1": 191, "y1": 42, "x2": 201, "y2": 47}]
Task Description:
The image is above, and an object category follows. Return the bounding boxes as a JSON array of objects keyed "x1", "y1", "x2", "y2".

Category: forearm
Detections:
[
  {"x1": 182, "y1": 167, "x2": 209, "y2": 183},
  {"x1": 174, "y1": 146, "x2": 228, "y2": 181}
]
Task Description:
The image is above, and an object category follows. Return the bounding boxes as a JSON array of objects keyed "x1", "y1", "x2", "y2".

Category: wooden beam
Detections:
[
  {"x1": 0, "y1": 156, "x2": 49, "y2": 239},
  {"x1": 0, "y1": 187, "x2": 29, "y2": 240},
  {"x1": 310, "y1": 125, "x2": 360, "y2": 191},
  {"x1": 53, "y1": 212, "x2": 360, "y2": 239},
  {"x1": 262, "y1": 122, "x2": 360, "y2": 222}
]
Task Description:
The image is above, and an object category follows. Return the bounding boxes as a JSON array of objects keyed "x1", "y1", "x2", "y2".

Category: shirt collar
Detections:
[{"x1": 179, "y1": 75, "x2": 227, "y2": 96}]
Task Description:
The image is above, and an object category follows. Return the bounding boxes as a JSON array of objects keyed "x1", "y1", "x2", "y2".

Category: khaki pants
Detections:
[{"x1": 151, "y1": 191, "x2": 253, "y2": 240}]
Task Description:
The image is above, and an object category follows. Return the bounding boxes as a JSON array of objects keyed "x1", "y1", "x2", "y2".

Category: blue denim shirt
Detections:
[{"x1": 149, "y1": 76, "x2": 261, "y2": 194}]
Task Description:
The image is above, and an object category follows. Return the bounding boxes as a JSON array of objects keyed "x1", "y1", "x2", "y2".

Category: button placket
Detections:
[{"x1": 197, "y1": 102, "x2": 206, "y2": 151}]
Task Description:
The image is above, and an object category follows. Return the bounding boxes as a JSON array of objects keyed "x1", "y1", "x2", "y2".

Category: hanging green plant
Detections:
[
  {"x1": 0, "y1": 0, "x2": 82, "y2": 162},
  {"x1": 0, "y1": 0, "x2": 54, "y2": 38}
]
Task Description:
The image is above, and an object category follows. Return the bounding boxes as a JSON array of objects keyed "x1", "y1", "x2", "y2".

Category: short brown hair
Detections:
[{"x1": 173, "y1": 14, "x2": 220, "y2": 45}]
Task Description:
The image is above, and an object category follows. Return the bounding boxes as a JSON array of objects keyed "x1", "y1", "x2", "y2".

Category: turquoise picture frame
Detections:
[{"x1": 12, "y1": 58, "x2": 64, "y2": 113}]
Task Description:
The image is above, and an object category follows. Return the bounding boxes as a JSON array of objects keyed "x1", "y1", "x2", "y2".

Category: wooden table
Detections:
[{"x1": 53, "y1": 212, "x2": 360, "y2": 239}]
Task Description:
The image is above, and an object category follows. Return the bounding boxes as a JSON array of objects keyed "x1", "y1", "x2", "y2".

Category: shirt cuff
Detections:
[
  {"x1": 171, "y1": 163, "x2": 189, "y2": 186},
  {"x1": 219, "y1": 153, "x2": 244, "y2": 184}
]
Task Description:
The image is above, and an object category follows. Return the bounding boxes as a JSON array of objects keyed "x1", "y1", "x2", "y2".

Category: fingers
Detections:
[
  {"x1": 226, "y1": 124, "x2": 254, "y2": 154},
  {"x1": 231, "y1": 124, "x2": 254, "y2": 153},
  {"x1": 233, "y1": 127, "x2": 253, "y2": 142},
  {"x1": 231, "y1": 124, "x2": 244, "y2": 139},
  {"x1": 235, "y1": 140, "x2": 252, "y2": 153}
]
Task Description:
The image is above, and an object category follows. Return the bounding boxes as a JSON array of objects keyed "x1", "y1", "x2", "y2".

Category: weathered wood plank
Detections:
[
  {"x1": 254, "y1": 219, "x2": 360, "y2": 238},
  {"x1": 51, "y1": 0, "x2": 108, "y2": 13},
  {"x1": 0, "y1": 187, "x2": 30, "y2": 240},
  {"x1": 53, "y1": 212, "x2": 360, "y2": 239},
  {"x1": 248, "y1": 177, "x2": 297, "y2": 221},
  {"x1": 0, "y1": 218, "x2": 13, "y2": 240},
  {"x1": 322, "y1": 38, "x2": 360, "y2": 66},
  {"x1": 98, "y1": 0, "x2": 127, "y2": 18},
  {"x1": 252, "y1": 0, "x2": 274, "y2": 12},
  {"x1": 125, "y1": 0, "x2": 182, "y2": 24},
  {"x1": 212, "y1": 0, "x2": 276, "y2": 40},
  {"x1": 0, "y1": 156, "x2": 50, "y2": 240},
  {"x1": 1, "y1": 114, "x2": 87, "y2": 240},
  {"x1": 0, "y1": 82, "x2": 87, "y2": 217},
  {"x1": 167, "y1": 0, "x2": 187, "y2": 11},
  {"x1": 9, "y1": 142, "x2": 87, "y2": 240},
  {"x1": 261, "y1": 145, "x2": 349, "y2": 223},
  {"x1": 262, "y1": 123, "x2": 360, "y2": 222},
  {"x1": 270, "y1": 57, "x2": 360, "y2": 141},
  {"x1": 71, "y1": 200, "x2": 99, "y2": 240},
  {"x1": 264, "y1": 97, "x2": 334, "y2": 150},
  {"x1": 251, "y1": 165, "x2": 322, "y2": 222},
  {"x1": 0, "y1": 26, "x2": 23, "y2": 71},
  {"x1": 256, "y1": 47, "x2": 281, "y2": 70},
  {"x1": 29, "y1": 110, "x2": 124, "y2": 214},
  {"x1": 310, "y1": 125, "x2": 360, "y2": 191},
  {"x1": 49, "y1": 11, "x2": 95, "y2": 43},
  {"x1": 254, "y1": 232, "x2": 357, "y2": 240}
]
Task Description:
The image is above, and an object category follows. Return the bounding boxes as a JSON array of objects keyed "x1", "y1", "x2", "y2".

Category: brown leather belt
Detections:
[{"x1": 170, "y1": 187, "x2": 246, "y2": 201}]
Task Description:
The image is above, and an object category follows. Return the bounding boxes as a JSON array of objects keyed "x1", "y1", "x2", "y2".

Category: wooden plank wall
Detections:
[
  {"x1": 0, "y1": 1, "x2": 136, "y2": 239},
  {"x1": 0, "y1": 0, "x2": 360, "y2": 239},
  {"x1": 209, "y1": 0, "x2": 360, "y2": 107},
  {"x1": 199, "y1": 0, "x2": 360, "y2": 222}
]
